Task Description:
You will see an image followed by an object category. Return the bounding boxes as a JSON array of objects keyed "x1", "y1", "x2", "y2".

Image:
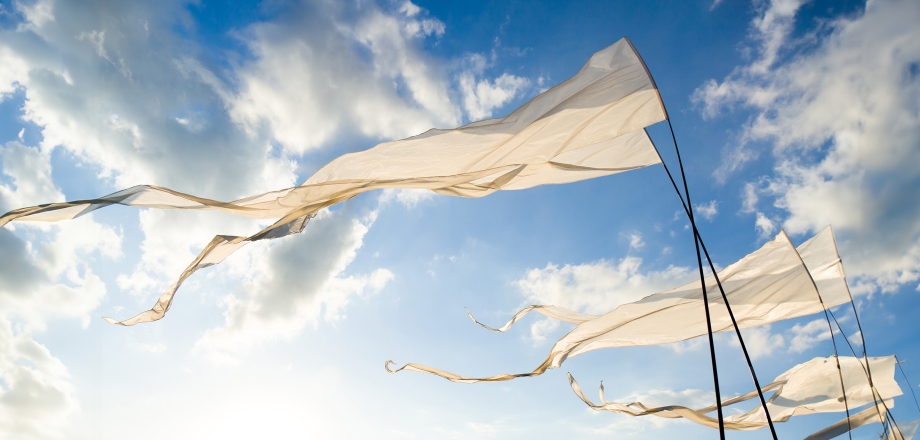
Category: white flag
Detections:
[{"x1": 0, "y1": 38, "x2": 668, "y2": 325}]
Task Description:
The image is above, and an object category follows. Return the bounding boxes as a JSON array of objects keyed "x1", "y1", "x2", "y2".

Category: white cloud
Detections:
[
  {"x1": 849, "y1": 330, "x2": 863, "y2": 346},
  {"x1": 14, "y1": 0, "x2": 54, "y2": 31},
  {"x1": 529, "y1": 318, "x2": 560, "y2": 345},
  {"x1": 754, "y1": 212, "x2": 775, "y2": 238},
  {"x1": 695, "y1": 200, "x2": 718, "y2": 221},
  {"x1": 669, "y1": 337, "x2": 706, "y2": 354},
  {"x1": 378, "y1": 188, "x2": 435, "y2": 210},
  {"x1": 628, "y1": 232, "x2": 645, "y2": 250},
  {"x1": 1, "y1": 2, "x2": 298, "y2": 199},
  {"x1": 458, "y1": 53, "x2": 530, "y2": 121},
  {"x1": 398, "y1": 1, "x2": 421, "y2": 18},
  {"x1": 0, "y1": 221, "x2": 119, "y2": 331},
  {"x1": 0, "y1": 142, "x2": 121, "y2": 329},
  {"x1": 77, "y1": 29, "x2": 107, "y2": 61},
  {"x1": 194, "y1": 208, "x2": 393, "y2": 364},
  {"x1": 0, "y1": 317, "x2": 77, "y2": 439},
  {"x1": 748, "y1": 0, "x2": 807, "y2": 75},
  {"x1": 0, "y1": 141, "x2": 62, "y2": 214},
  {"x1": 398, "y1": 1, "x2": 445, "y2": 37},
  {"x1": 787, "y1": 318, "x2": 832, "y2": 353},
  {"x1": 0, "y1": 46, "x2": 30, "y2": 101},
  {"x1": 728, "y1": 325, "x2": 785, "y2": 359},
  {"x1": 741, "y1": 182, "x2": 759, "y2": 213},
  {"x1": 516, "y1": 257, "x2": 693, "y2": 315},
  {"x1": 693, "y1": 0, "x2": 920, "y2": 292},
  {"x1": 225, "y1": 1, "x2": 459, "y2": 155}
]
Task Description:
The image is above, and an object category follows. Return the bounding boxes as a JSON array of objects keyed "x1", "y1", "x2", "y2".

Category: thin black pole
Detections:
[
  {"x1": 655, "y1": 124, "x2": 779, "y2": 439},
  {"x1": 895, "y1": 356, "x2": 920, "y2": 415},
  {"x1": 625, "y1": 36, "x2": 774, "y2": 437},
  {"x1": 664, "y1": 120, "x2": 725, "y2": 439},
  {"x1": 826, "y1": 311, "x2": 855, "y2": 440}
]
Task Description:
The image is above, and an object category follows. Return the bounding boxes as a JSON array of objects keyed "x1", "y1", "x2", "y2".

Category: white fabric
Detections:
[
  {"x1": 0, "y1": 38, "x2": 666, "y2": 325},
  {"x1": 387, "y1": 227, "x2": 852, "y2": 383},
  {"x1": 805, "y1": 401, "x2": 904, "y2": 440},
  {"x1": 567, "y1": 356, "x2": 901, "y2": 432},
  {"x1": 890, "y1": 420, "x2": 920, "y2": 440}
]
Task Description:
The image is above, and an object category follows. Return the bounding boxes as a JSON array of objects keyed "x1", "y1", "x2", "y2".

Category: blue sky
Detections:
[{"x1": 0, "y1": 0, "x2": 919, "y2": 438}]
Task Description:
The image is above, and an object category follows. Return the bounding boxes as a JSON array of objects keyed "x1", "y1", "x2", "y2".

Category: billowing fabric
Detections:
[
  {"x1": 386, "y1": 227, "x2": 851, "y2": 383},
  {"x1": 886, "y1": 420, "x2": 919, "y2": 440},
  {"x1": 893, "y1": 420, "x2": 920, "y2": 440},
  {"x1": 0, "y1": 38, "x2": 666, "y2": 325},
  {"x1": 567, "y1": 356, "x2": 901, "y2": 432}
]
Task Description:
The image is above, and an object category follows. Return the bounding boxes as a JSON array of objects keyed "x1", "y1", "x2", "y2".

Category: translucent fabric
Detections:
[
  {"x1": 386, "y1": 227, "x2": 852, "y2": 382},
  {"x1": 0, "y1": 38, "x2": 666, "y2": 325},
  {"x1": 567, "y1": 356, "x2": 901, "y2": 432},
  {"x1": 805, "y1": 407, "x2": 913, "y2": 440}
]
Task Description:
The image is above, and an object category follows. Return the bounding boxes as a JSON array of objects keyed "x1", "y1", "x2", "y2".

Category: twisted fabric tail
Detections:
[
  {"x1": 384, "y1": 358, "x2": 555, "y2": 384},
  {"x1": 101, "y1": 214, "x2": 313, "y2": 325},
  {"x1": 466, "y1": 305, "x2": 598, "y2": 333}
]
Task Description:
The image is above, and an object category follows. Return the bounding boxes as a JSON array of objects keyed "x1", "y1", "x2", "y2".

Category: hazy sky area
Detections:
[{"x1": 1, "y1": 0, "x2": 919, "y2": 438}]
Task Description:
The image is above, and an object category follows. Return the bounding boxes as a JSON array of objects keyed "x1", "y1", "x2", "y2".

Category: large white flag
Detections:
[
  {"x1": 0, "y1": 38, "x2": 667, "y2": 325},
  {"x1": 386, "y1": 227, "x2": 854, "y2": 382}
]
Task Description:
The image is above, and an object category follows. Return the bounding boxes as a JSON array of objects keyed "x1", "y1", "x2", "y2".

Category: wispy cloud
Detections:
[
  {"x1": 516, "y1": 257, "x2": 693, "y2": 315},
  {"x1": 458, "y1": 53, "x2": 530, "y2": 121},
  {"x1": 787, "y1": 318, "x2": 833, "y2": 353},
  {"x1": 695, "y1": 200, "x2": 719, "y2": 221}
]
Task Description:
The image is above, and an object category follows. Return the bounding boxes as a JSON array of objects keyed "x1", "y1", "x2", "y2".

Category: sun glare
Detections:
[{"x1": 209, "y1": 407, "x2": 310, "y2": 440}]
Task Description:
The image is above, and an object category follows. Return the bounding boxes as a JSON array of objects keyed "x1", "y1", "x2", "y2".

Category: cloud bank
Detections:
[{"x1": 694, "y1": 0, "x2": 920, "y2": 293}]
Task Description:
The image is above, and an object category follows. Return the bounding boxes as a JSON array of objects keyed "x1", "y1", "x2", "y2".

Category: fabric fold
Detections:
[
  {"x1": 0, "y1": 38, "x2": 668, "y2": 325},
  {"x1": 387, "y1": 226, "x2": 853, "y2": 383}
]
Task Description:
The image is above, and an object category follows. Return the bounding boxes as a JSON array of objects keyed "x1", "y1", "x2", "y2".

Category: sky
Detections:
[{"x1": 0, "y1": 0, "x2": 919, "y2": 438}]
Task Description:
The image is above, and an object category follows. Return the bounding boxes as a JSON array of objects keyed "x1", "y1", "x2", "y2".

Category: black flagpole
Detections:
[
  {"x1": 666, "y1": 119, "x2": 726, "y2": 439},
  {"x1": 627, "y1": 36, "x2": 777, "y2": 439}
]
